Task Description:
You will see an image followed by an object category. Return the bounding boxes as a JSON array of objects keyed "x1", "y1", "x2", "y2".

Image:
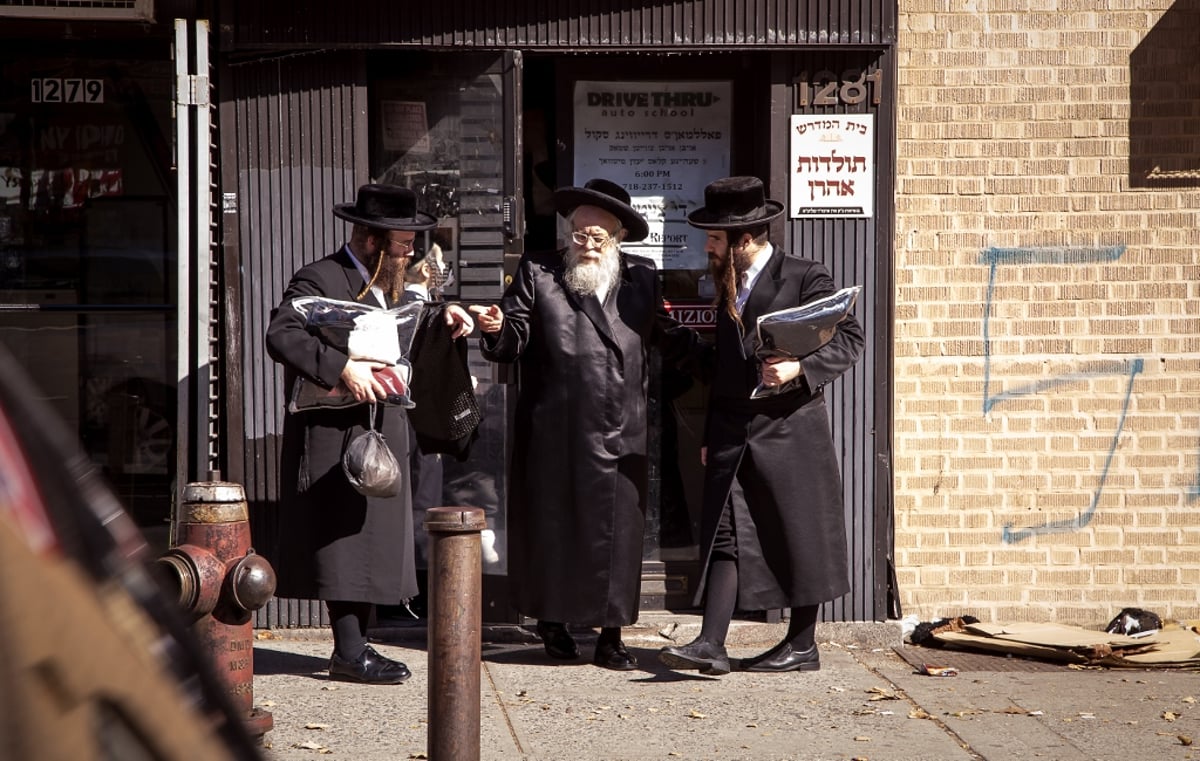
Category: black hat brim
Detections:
[
  {"x1": 686, "y1": 200, "x2": 785, "y2": 230},
  {"x1": 554, "y1": 188, "x2": 649, "y2": 242},
  {"x1": 332, "y1": 204, "x2": 439, "y2": 232}
]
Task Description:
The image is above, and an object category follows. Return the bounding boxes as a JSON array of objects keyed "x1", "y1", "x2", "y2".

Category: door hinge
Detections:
[{"x1": 176, "y1": 74, "x2": 210, "y2": 107}]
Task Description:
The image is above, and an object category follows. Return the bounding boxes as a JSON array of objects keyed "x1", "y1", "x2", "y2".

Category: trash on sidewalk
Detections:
[
  {"x1": 916, "y1": 663, "x2": 959, "y2": 677},
  {"x1": 922, "y1": 617, "x2": 1200, "y2": 668}
]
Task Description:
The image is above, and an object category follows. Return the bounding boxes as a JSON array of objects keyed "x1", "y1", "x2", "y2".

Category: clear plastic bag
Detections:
[
  {"x1": 287, "y1": 297, "x2": 423, "y2": 413},
  {"x1": 290, "y1": 296, "x2": 424, "y2": 365}
]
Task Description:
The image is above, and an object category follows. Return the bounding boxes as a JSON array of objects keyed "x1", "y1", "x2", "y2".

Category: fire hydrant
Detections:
[{"x1": 156, "y1": 479, "x2": 276, "y2": 740}]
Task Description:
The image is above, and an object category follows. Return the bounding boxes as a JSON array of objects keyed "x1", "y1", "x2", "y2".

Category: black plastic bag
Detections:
[{"x1": 341, "y1": 403, "x2": 402, "y2": 497}]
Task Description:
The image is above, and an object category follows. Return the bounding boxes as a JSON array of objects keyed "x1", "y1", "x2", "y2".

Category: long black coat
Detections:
[
  {"x1": 695, "y1": 249, "x2": 864, "y2": 611},
  {"x1": 481, "y1": 249, "x2": 692, "y2": 627},
  {"x1": 264, "y1": 247, "x2": 417, "y2": 605}
]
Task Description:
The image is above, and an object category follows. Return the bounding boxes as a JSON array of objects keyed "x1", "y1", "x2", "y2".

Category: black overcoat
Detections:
[
  {"x1": 481, "y1": 249, "x2": 692, "y2": 627},
  {"x1": 695, "y1": 249, "x2": 864, "y2": 611},
  {"x1": 264, "y1": 247, "x2": 417, "y2": 605}
]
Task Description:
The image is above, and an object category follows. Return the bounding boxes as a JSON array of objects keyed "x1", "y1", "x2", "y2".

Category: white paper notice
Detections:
[{"x1": 789, "y1": 114, "x2": 874, "y2": 219}]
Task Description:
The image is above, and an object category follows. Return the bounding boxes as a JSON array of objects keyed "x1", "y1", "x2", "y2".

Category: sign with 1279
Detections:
[{"x1": 30, "y1": 78, "x2": 105, "y2": 104}]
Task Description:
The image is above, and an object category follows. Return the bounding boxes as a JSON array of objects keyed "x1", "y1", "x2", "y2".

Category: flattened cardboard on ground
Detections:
[
  {"x1": 932, "y1": 620, "x2": 1200, "y2": 667},
  {"x1": 934, "y1": 631, "x2": 1092, "y2": 663},
  {"x1": 964, "y1": 621, "x2": 1151, "y2": 648}
]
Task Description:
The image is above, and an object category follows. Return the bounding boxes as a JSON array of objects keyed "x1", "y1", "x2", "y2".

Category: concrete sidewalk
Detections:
[{"x1": 252, "y1": 616, "x2": 1200, "y2": 761}]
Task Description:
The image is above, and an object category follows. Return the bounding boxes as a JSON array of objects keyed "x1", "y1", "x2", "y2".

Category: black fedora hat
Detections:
[
  {"x1": 332, "y1": 184, "x2": 438, "y2": 232},
  {"x1": 554, "y1": 178, "x2": 649, "y2": 242},
  {"x1": 686, "y1": 176, "x2": 784, "y2": 230}
]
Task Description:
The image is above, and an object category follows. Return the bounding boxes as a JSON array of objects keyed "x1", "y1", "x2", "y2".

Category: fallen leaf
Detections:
[
  {"x1": 1184, "y1": 697, "x2": 1196, "y2": 704},
  {"x1": 867, "y1": 686, "x2": 898, "y2": 701},
  {"x1": 1179, "y1": 735, "x2": 1193, "y2": 746},
  {"x1": 304, "y1": 723, "x2": 329, "y2": 730},
  {"x1": 854, "y1": 735, "x2": 871, "y2": 742},
  {"x1": 909, "y1": 708, "x2": 932, "y2": 720},
  {"x1": 1001, "y1": 706, "x2": 1026, "y2": 715},
  {"x1": 293, "y1": 741, "x2": 326, "y2": 751},
  {"x1": 1165, "y1": 711, "x2": 1179, "y2": 722},
  {"x1": 408, "y1": 754, "x2": 428, "y2": 760},
  {"x1": 688, "y1": 709, "x2": 707, "y2": 719},
  {"x1": 746, "y1": 722, "x2": 758, "y2": 728}
]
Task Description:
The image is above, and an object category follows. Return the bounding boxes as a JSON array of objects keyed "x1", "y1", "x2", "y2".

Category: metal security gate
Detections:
[{"x1": 220, "y1": 50, "x2": 369, "y2": 628}]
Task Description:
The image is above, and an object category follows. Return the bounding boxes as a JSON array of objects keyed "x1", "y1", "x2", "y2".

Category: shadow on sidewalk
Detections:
[
  {"x1": 482, "y1": 643, "x2": 729, "y2": 682},
  {"x1": 253, "y1": 645, "x2": 329, "y2": 676}
]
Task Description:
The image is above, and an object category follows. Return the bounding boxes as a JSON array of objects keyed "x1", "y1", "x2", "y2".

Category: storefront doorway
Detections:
[{"x1": 0, "y1": 43, "x2": 177, "y2": 550}]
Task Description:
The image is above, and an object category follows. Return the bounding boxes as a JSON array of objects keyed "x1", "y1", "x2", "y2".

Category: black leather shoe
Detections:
[
  {"x1": 593, "y1": 639, "x2": 638, "y2": 671},
  {"x1": 535, "y1": 621, "x2": 579, "y2": 660},
  {"x1": 737, "y1": 642, "x2": 820, "y2": 673},
  {"x1": 328, "y1": 645, "x2": 412, "y2": 684},
  {"x1": 658, "y1": 638, "x2": 730, "y2": 676}
]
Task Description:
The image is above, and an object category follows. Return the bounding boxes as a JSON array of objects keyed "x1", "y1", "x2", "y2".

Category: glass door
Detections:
[
  {"x1": 0, "y1": 49, "x2": 177, "y2": 550},
  {"x1": 369, "y1": 50, "x2": 521, "y2": 621}
]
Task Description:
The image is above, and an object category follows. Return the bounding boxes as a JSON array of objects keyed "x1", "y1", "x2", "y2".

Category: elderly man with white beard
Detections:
[{"x1": 470, "y1": 178, "x2": 697, "y2": 670}]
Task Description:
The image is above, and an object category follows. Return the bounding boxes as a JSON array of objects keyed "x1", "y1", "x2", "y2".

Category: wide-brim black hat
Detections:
[
  {"x1": 686, "y1": 176, "x2": 784, "y2": 230},
  {"x1": 333, "y1": 184, "x2": 438, "y2": 232},
  {"x1": 554, "y1": 178, "x2": 649, "y2": 242}
]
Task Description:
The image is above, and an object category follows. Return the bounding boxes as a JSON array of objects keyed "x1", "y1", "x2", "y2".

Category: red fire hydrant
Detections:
[{"x1": 156, "y1": 479, "x2": 276, "y2": 741}]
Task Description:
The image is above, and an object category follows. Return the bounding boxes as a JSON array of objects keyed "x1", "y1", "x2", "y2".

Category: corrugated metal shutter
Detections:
[
  {"x1": 773, "y1": 49, "x2": 896, "y2": 621},
  {"x1": 223, "y1": 0, "x2": 897, "y2": 51},
  {"x1": 225, "y1": 51, "x2": 368, "y2": 628}
]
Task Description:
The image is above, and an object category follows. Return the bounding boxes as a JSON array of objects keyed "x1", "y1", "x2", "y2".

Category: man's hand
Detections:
[
  {"x1": 468, "y1": 304, "x2": 504, "y2": 334},
  {"x1": 341, "y1": 358, "x2": 389, "y2": 402},
  {"x1": 444, "y1": 304, "x2": 476, "y2": 339},
  {"x1": 761, "y1": 355, "x2": 803, "y2": 388}
]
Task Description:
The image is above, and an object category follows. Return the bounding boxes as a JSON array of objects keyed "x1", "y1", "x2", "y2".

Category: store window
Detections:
[{"x1": 0, "y1": 53, "x2": 176, "y2": 549}]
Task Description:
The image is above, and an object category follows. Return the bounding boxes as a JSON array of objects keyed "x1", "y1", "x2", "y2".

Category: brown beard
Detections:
[{"x1": 357, "y1": 250, "x2": 409, "y2": 302}]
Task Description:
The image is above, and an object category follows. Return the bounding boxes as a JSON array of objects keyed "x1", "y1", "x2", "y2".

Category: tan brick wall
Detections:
[{"x1": 894, "y1": 0, "x2": 1200, "y2": 626}]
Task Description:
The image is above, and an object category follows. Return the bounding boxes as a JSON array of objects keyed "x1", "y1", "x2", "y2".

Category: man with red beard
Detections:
[
  {"x1": 470, "y1": 178, "x2": 695, "y2": 670},
  {"x1": 658, "y1": 176, "x2": 863, "y2": 675},
  {"x1": 266, "y1": 184, "x2": 474, "y2": 684}
]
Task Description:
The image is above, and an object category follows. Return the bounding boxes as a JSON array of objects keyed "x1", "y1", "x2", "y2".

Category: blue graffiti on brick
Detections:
[{"x1": 975, "y1": 245, "x2": 1156, "y2": 543}]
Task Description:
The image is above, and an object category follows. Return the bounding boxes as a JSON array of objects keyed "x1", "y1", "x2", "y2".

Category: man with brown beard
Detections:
[
  {"x1": 658, "y1": 176, "x2": 863, "y2": 675},
  {"x1": 266, "y1": 184, "x2": 474, "y2": 684},
  {"x1": 470, "y1": 178, "x2": 695, "y2": 671}
]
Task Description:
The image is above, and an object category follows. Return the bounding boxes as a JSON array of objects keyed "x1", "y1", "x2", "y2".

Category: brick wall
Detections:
[{"x1": 894, "y1": 0, "x2": 1200, "y2": 626}]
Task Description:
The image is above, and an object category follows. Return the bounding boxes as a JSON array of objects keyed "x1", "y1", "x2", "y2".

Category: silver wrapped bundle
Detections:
[{"x1": 751, "y1": 284, "x2": 861, "y2": 399}]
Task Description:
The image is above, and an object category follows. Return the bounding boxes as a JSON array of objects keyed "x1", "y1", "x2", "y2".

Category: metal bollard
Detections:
[
  {"x1": 424, "y1": 506, "x2": 486, "y2": 761},
  {"x1": 155, "y1": 479, "x2": 276, "y2": 741}
]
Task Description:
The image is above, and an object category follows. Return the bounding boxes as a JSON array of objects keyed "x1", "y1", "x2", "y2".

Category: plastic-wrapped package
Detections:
[
  {"x1": 750, "y1": 285, "x2": 861, "y2": 400},
  {"x1": 286, "y1": 297, "x2": 424, "y2": 412}
]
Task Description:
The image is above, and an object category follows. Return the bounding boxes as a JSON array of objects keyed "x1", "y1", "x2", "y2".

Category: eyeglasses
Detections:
[
  {"x1": 386, "y1": 236, "x2": 416, "y2": 252},
  {"x1": 570, "y1": 230, "x2": 615, "y2": 248}
]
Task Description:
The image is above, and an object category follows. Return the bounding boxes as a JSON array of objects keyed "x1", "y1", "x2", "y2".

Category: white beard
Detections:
[{"x1": 564, "y1": 248, "x2": 620, "y2": 298}]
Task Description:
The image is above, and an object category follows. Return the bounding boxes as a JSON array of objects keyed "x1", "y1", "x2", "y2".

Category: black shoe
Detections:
[
  {"x1": 535, "y1": 621, "x2": 579, "y2": 660},
  {"x1": 593, "y1": 639, "x2": 638, "y2": 671},
  {"x1": 658, "y1": 638, "x2": 730, "y2": 676},
  {"x1": 737, "y1": 642, "x2": 820, "y2": 673},
  {"x1": 328, "y1": 645, "x2": 412, "y2": 684}
]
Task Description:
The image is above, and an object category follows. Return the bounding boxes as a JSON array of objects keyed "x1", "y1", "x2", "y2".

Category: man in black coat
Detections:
[
  {"x1": 470, "y1": 179, "x2": 695, "y2": 670},
  {"x1": 266, "y1": 184, "x2": 473, "y2": 684},
  {"x1": 659, "y1": 176, "x2": 864, "y2": 675}
]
